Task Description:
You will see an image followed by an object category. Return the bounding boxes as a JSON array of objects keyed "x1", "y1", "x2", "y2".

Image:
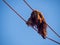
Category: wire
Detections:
[
  {"x1": 23, "y1": 0, "x2": 60, "y2": 38},
  {"x1": 23, "y1": 0, "x2": 34, "y2": 11},
  {"x1": 2, "y1": 0, "x2": 26, "y2": 23},
  {"x1": 46, "y1": 37, "x2": 60, "y2": 44},
  {"x1": 32, "y1": 27, "x2": 60, "y2": 45},
  {"x1": 47, "y1": 24, "x2": 60, "y2": 38},
  {"x1": 30, "y1": 26, "x2": 60, "y2": 44},
  {"x1": 32, "y1": 26, "x2": 60, "y2": 44},
  {"x1": 2, "y1": 0, "x2": 60, "y2": 45}
]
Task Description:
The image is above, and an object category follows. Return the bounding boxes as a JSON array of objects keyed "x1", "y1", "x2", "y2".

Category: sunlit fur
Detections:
[{"x1": 26, "y1": 10, "x2": 47, "y2": 39}]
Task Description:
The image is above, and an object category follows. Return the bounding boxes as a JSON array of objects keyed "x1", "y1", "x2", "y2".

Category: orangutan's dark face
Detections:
[
  {"x1": 31, "y1": 10, "x2": 38, "y2": 19},
  {"x1": 31, "y1": 10, "x2": 43, "y2": 23}
]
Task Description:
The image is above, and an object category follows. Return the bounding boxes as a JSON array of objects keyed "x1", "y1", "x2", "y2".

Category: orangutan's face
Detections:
[{"x1": 32, "y1": 10, "x2": 43, "y2": 23}]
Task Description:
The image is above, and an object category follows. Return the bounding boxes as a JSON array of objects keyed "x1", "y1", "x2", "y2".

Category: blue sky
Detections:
[{"x1": 0, "y1": 0, "x2": 60, "y2": 45}]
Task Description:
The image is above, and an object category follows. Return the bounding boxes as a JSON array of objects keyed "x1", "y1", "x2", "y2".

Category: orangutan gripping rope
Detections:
[{"x1": 26, "y1": 10, "x2": 47, "y2": 39}]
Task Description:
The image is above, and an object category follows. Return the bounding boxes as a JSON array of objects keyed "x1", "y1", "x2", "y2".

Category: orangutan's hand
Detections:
[{"x1": 26, "y1": 21, "x2": 32, "y2": 26}]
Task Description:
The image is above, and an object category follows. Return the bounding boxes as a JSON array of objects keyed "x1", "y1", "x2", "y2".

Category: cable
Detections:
[
  {"x1": 46, "y1": 37, "x2": 60, "y2": 44},
  {"x1": 47, "y1": 24, "x2": 60, "y2": 38},
  {"x1": 2, "y1": 0, "x2": 26, "y2": 23},
  {"x1": 32, "y1": 27, "x2": 60, "y2": 44},
  {"x1": 2, "y1": 0, "x2": 60, "y2": 45},
  {"x1": 32, "y1": 26, "x2": 60, "y2": 44},
  {"x1": 23, "y1": 0, "x2": 34, "y2": 11},
  {"x1": 23, "y1": 0, "x2": 60, "y2": 38}
]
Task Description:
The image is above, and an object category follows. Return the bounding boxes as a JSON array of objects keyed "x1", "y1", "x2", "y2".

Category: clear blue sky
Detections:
[{"x1": 0, "y1": 0, "x2": 60, "y2": 45}]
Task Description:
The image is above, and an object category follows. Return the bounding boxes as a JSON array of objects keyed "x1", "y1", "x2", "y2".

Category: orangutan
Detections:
[{"x1": 26, "y1": 10, "x2": 47, "y2": 39}]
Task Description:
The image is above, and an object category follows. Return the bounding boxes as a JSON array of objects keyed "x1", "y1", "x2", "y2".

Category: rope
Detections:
[
  {"x1": 23, "y1": 0, "x2": 34, "y2": 11},
  {"x1": 32, "y1": 27, "x2": 60, "y2": 44},
  {"x1": 32, "y1": 25, "x2": 60, "y2": 44},
  {"x1": 2, "y1": 0, "x2": 26, "y2": 23},
  {"x1": 46, "y1": 37, "x2": 60, "y2": 44},
  {"x1": 47, "y1": 24, "x2": 60, "y2": 38},
  {"x1": 3, "y1": 0, "x2": 60, "y2": 45},
  {"x1": 23, "y1": 0, "x2": 60, "y2": 38}
]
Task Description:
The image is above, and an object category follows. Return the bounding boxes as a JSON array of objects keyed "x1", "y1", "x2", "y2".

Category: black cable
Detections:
[
  {"x1": 23, "y1": 0, "x2": 60, "y2": 38},
  {"x1": 47, "y1": 24, "x2": 60, "y2": 38},
  {"x1": 2, "y1": 0, "x2": 27, "y2": 23},
  {"x1": 23, "y1": 0, "x2": 34, "y2": 11},
  {"x1": 32, "y1": 27, "x2": 60, "y2": 45},
  {"x1": 46, "y1": 37, "x2": 60, "y2": 44}
]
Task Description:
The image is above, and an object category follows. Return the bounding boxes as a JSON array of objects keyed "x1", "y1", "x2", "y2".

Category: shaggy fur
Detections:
[{"x1": 26, "y1": 10, "x2": 47, "y2": 39}]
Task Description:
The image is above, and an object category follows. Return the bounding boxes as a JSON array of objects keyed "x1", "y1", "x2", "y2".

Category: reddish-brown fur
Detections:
[{"x1": 26, "y1": 10, "x2": 47, "y2": 39}]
